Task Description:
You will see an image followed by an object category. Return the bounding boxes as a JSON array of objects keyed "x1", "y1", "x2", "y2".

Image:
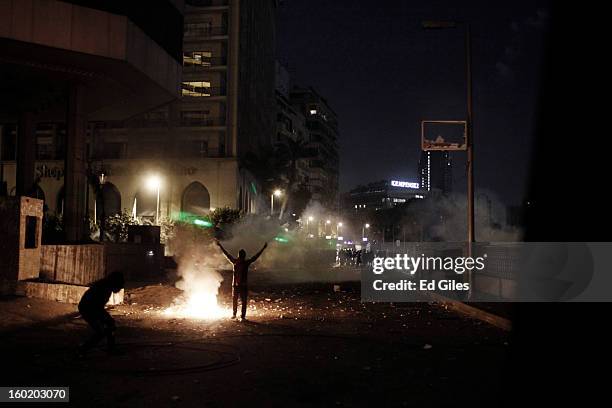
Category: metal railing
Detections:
[
  {"x1": 179, "y1": 116, "x2": 226, "y2": 127},
  {"x1": 184, "y1": 26, "x2": 228, "y2": 38},
  {"x1": 181, "y1": 86, "x2": 226, "y2": 97},
  {"x1": 183, "y1": 57, "x2": 227, "y2": 69}
]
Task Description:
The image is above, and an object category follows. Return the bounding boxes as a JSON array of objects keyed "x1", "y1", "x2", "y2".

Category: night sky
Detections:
[{"x1": 277, "y1": 0, "x2": 550, "y2": 206}]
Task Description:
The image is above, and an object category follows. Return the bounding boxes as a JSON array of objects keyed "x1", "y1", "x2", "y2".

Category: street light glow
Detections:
[
  {"x1": 308, "y1": 216, "x2": 314, "y2": 221},
  {"x1": 326, "y1": 219, "x2": 331, "y2": 224},
  {"x1": 365, "y1": 223, "x2": 370, "y2": 228},
  {"x1": 274, "y1": 189, "x2": 282, "y2": 196},
  {"x1": 146, "y1": 175, "x2": 161, "y2": 191}
]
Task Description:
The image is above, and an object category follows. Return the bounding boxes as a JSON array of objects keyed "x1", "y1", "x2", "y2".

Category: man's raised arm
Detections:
[
  {"x1": 248, "y1": 242, "x2": 268, "y2": 263},
  {"x1": 215, "y1": 240, "x2": 235, "y2": 263}
]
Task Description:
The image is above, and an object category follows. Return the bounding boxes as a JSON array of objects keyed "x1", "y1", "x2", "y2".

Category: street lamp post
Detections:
[
  {"x1": 147, "y1": 175, "x2": 161, "y2": 225},
  {"x1": 422, "y1": 20, "x2": 475, "y2": 251},
  {"x1": 99, "y1": 173, "x2": 106, "y2": 242},
  {"x1": 326, "y1": 219, "x2": 331, "y2": 235},
  {"x1": 271, "y1": 189, "x2": 282, "y2": 216},
  {"x1": 307, "y1": 216, "x2": 314, "y2": 236},
  {"x1": 362, "y1": 223, "x2": 370, "y2": 241},
  {"x1": 337, "y1": 222, "x2": 343, "y2": 237}
]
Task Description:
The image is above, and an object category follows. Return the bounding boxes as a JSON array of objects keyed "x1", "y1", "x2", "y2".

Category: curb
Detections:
[{"x1": 427, "y1": 292, "x2": 513, "y2": 331}]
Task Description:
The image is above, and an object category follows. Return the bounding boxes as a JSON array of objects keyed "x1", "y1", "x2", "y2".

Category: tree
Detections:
[
  {"x1": 209, "y1": 207, "x2": 242, "y2": 227},
  {"x1": 104, "y1": 210, "x2": 138, "y2": 242},
  {"x1": 274, "y1": 137, "x2": 316, "y2": 219}
]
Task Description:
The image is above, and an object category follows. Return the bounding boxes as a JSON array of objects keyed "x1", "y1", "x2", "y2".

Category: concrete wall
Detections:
[
  {"x1": 19, "y1": 281, "x2": 123, "y2": 305},
  {"x1": 0, "y1": 196, "x2": 43, "y2": 281},
  {"x1": 40, "y1": 242, "x2": 165, "y2": 285},
  {"x1": 40, "y1": 244, "x2": 105, "y2": 285}
]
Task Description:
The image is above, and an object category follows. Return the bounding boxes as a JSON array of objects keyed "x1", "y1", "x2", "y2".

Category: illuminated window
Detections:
[
  {"x1": 182, "y1": 81, "x2": 212, "y2": 97},
  {"x1": 183, "y1": 51, "x2": 213, "y2": 67}
]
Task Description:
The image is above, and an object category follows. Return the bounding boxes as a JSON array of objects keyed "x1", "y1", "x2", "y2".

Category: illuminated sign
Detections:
[{"x1": 390, "y1": 180, "x2": 419, "y2": 189}]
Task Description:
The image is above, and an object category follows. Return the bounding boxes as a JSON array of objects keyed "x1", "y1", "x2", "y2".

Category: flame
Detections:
[{"x1": 163, "y1": 292, "x2": 230, "y2": 320}]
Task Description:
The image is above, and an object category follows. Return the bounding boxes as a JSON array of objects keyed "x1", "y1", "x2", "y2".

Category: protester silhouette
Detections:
[
  {"x1": 216, "y1": 240, "x2": 267, "y2": 321},
  {"x1": 78, "y1": 271, "x2": 124, "y2": 354}
]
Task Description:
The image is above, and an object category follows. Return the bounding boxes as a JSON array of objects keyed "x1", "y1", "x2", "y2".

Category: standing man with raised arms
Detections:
[{"x1": 215, "y1": 240, "x2": 268, "y2": 321}]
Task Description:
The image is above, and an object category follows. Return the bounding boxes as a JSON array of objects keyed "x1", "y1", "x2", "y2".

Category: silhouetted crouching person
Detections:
[
  {"x1": 216, "y1": 240, "x2": 267, "y2": 321},
  {"x1": 78, "y1": 271, "x2": 124, "y2": 354}
]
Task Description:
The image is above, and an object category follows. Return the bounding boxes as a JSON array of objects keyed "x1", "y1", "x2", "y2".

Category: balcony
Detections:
[
  {"x1": 181, "y1": 84, "x2": 226, "y2": 98},
  {"x1": 184, "y1": 26, "x2": 228, "y2": 39},
  {"x1": 183, "y1": 57, "x2": 228, "y2": 71},
  {"x1": 180, "y1": 116, "x2": 226, "y2": 127},
  {"x1": 127, "y1": 118, "x2": 169, "y2": 128}
]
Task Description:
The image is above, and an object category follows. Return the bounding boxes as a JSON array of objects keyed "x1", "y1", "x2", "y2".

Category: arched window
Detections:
[
  {"x1": 96, "y1": 183, "x2": 121, "y2": 220},
  {"x1": 181, "y1": 182, "x2": 210, "y2": 216},
  {"x1": 135, "y1": 189, "x2": 158, "y2": 219}
]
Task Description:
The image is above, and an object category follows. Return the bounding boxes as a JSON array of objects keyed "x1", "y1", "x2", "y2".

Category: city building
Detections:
[
  {"x1": 0, "y1": 0, "x2": 185, "y2": 240},
  {"x1": 344, "y1": 179, "x2": 425, "y2": 212},
  {"x1": 275, "y1": 63, "x2": 310, "y2": 189},
  {"x1": 1, "y1": 0, "x2": 278, "y2": 228},
  {"x1": 418, "y1": 151, "x2": 452, "y2": 194},
  {"x1": 289, "y1": 86, "x2": 339, "y2": 208}
]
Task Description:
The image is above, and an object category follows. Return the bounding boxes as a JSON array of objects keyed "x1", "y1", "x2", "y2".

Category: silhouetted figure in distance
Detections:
[
  {"x1": 216, "y1": 240, "x2": 267, "y2": 321},
  {"x1": 78, "y1": 271, "x2": 124, "y2": 354}
]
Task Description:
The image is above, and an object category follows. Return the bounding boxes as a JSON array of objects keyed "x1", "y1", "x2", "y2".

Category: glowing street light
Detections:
[
  {"x1": 306, "y1": 216, "x2": 314, "y2": 235},
  {"x1": 146, "y1": 175, "x2": 162, "y2": 224},
  {"x1": 97, "y1": 173, "x2": 107, "y2": 242},
  {"x1": 362, "y1": 223, "x2": 370, "y2": 241},
  {"x1": 271, "y1": 189, "x2": 283, "y2": 216}
]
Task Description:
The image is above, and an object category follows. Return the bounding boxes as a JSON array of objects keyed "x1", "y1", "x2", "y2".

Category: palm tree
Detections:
[{"x1": 274, "y1": 137, "x2": 315, "y2": 220}]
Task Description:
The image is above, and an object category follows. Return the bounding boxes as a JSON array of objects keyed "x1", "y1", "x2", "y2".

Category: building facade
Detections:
[
  {"x1": 274, "y1": 63, "x2": 310, "y2": 188},
  {"x1": 344, "y1": 179, "x2": 425, "y2": 213},
  {"x1": 288, "y1": 86, "x2": 339, "y2": 208},
  {"x1": 0, "y1": 0, "x2": 185, "y2": 240},
  {"x1": 1, "y1": 0, "x2": 278, "y2": 226}
]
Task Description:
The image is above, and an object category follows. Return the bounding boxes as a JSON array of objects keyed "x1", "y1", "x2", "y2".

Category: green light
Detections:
[
  {"x1": 194, "y1": 219, "x2": 213, "y2": 228},
  {"x1": 274, "y1": 236, "x2": 289, "y2": 243}
]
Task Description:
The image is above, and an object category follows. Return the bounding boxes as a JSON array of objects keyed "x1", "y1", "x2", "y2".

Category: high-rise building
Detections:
[
  {"x1": 275, "y1": 63, "x2": 312, "y2": 194},
  {"x1": 418, "y1": 151, "x2": 452, "y2": 194},
  {"x1": 289, "y1": 86, "x2": 339, "y2": 208},
  {"x1": 1, "y1": 0, "x2": 278, "y2": 226}
]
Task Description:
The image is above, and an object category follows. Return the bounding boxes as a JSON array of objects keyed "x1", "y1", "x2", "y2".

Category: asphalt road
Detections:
[{"x1": 1, "y1": 282, "x2": 509, "y2": 407}]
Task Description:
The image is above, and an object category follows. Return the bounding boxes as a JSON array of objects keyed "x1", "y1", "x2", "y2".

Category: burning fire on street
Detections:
[
  {"x1": 161, "y1": 252, "x2": 231, "y2": 319},
  {"x1": 161, "y1": 292, "x2": 230, "y2": 320}
]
